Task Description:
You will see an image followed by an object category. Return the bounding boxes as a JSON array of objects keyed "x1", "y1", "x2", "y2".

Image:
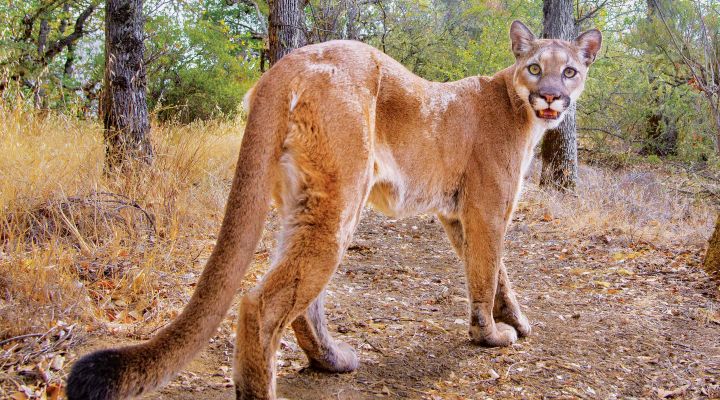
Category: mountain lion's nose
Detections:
[{"x1": 542, "y1": 93, "x2": 560, "y2": 103}]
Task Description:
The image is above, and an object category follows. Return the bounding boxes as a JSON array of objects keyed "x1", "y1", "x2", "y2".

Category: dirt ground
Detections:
[{"x1": 77, "y1": 206, "x2": 720, "y2": 400}]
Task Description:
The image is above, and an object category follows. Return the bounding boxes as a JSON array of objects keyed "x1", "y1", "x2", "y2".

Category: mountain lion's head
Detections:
[{"x1": 509, "y1": 20, "x2": 602, "y2": 129}]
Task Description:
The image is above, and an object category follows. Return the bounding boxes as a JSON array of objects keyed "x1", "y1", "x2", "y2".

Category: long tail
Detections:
[{"x1": 67, "y1": 85, "x2": 280, "y2": 400}]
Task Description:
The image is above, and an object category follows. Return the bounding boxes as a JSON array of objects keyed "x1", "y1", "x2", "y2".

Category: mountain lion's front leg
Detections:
[
  {"x1": 438, "y1": 215, "x2": 531, "y2": 336},
  {"x1": 438, "y1": 215, "x2": 531, "y2": 338},
  {"x1": 460, "y1": 206, "x2": 518, "y2": 347}
]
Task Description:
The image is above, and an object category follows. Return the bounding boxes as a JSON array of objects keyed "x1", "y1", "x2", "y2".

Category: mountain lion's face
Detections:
[{"x1": 509, "y1": 21, "x2": 602, "y2": 129}]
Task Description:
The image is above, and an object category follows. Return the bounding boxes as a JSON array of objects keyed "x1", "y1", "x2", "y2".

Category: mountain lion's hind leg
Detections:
[
  {"x1": 233, "y1": 93, "x2": 372, "y2": 399},
  {"x1": 291, "y1": 291, "x2": 359, "y2": 372},
  {"x1": 233, "y1": 184, "x2": 367, "y2": 399},
  {"x1": 438, "y1": 216, "x2": 531, "y2": 337}
]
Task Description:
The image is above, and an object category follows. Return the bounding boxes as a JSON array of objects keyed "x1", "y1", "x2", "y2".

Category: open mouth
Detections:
[{"x1": 536, "y1": 109, "x2": 559, "y2": 120}]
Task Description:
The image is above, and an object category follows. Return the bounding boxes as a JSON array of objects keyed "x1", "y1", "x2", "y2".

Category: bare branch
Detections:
[
  {"x1": 650, "y1": 0, "x2": 706, "y2": 92},
  {"x1": 42, "y1": 2, "x2": 99, "y2": 63},
  {"x1": 22, "y1": 0, "x2": 67, "y2": 41},
  {"x1": 575, "y1": 0, "x2": 608, "y2": 26}
]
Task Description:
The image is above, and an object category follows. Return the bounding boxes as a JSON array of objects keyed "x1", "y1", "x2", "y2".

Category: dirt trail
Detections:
[{"x1": 131, "y1": 208, "x2": 719, "y2": 399}]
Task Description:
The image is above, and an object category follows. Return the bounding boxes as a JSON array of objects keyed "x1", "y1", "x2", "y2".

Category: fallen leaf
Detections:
[
  {"x1": 46, "y1": 384, "x2": 62, "y2": 400},
  {"x1": 369, "y1": 322, "x2": 386, "y2": 331},
  {"x1": 657, "y1": 384, "x2": 689, "y2": 398},
  {"x1": 50, "y1": 355, "x2": 65, "y2": 371},
  {"x1": 423, "y1": 319, "x2": 447, "y2": 333}
]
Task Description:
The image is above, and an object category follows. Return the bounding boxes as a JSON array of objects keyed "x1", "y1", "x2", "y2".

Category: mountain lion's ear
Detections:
[
  {"x1": 510, "y1": 20, "x2": 536, "y2": 59},
  {"x1": 574, "y1": 29, "x2": 602, "y2": 66}
]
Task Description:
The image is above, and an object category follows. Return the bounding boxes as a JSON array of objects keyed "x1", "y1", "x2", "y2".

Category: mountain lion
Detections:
[{"x1": 67, "y1": 20, "x2": 601, "y2": 400}]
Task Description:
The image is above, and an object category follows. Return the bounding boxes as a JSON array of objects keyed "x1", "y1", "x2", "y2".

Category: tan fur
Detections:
[{"x1": 66, "y1": 21, "x2": 601, "y2": 400}]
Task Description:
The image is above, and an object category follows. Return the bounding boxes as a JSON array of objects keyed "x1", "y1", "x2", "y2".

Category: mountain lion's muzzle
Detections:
[{"x1": 528, "y1": 91, "x2": 571, "y2": 120}]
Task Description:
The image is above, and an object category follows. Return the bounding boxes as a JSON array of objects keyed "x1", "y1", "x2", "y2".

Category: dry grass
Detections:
[
  {"x1": 0, "y1": 107, "x2": 243, "y2": 347},
  {"x1": 521, "y1": 163, "x2": 715, "y2": 247}
]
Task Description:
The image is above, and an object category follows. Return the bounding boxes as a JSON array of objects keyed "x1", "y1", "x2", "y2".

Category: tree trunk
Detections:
[
  {"x1": 346, "y1": 0, "x2": 359, "y2": 40},
  {"x1": 642, "y1": 0, "x2": 678, "y2": 157},
  {"x1": 33, "y1": 19, "x2": 50, "y2": 110},
  {"x1": 37, "y1": 19, "x2": 50, "y2": 58},
  {"x1": 540, "y1": 0, "x2": 578, "y2": 190},
  {"x1": 64, "y1": 44, "x2": 75, "y2": 77},
  {"x1": 268, "y1": 0, "x2": 306, "y2": 65},
  {"x1": 714, "y1": 106, "x2": 720, "y2": 154},
  {"x1": 103, "y1": 0, "x2": 152, "y2": 170},
  {"x1": 641, "y1": 111, "x2": 678, "y2": 156},
  {"x1": 704, "y1": 214, "x2": 720, "y2": 281}
]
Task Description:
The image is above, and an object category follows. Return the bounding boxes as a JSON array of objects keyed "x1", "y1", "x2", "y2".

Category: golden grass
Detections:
[
  {"x1": 521, "y1": 164, "x2": 715, "y2": 247},
  {"x1": 0, "y1": 106, "x2": 243, "y2": 341}
]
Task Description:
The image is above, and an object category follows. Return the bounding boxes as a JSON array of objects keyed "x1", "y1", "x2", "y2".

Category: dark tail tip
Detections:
[{"x1": 66, "y1": 349, "x2": 127, "y2": 400}]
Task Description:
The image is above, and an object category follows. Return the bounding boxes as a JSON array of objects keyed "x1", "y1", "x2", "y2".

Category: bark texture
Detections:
[
  {"x1": 704, "y1": 214, "x2": 720, "y2": 282},
  {"x1": 268, "y1": 0, "x2": 306, "y2": 65},
  {"x1": 715, "y1": 110, "x2": 720, "y2": 154},
  {"x1": 540, "y1": 0, "x2": 579, "y2": 190},
  {"x1": 103, "y1": 0, "x2": 152, "y2": 169},
  {"x1": 346, "y1": 0, "x2": 359, "y2": 40},
  {"x1": 641, "y1": 0, "x2": 678, "y2": 157}
]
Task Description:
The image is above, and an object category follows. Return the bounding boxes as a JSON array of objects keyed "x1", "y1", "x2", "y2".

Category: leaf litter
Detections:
[
  {"x1": 130, "y1": 206, "x2": 719, "y2": 399},
  {"x1": 3, "y1": 194, "x2": 720, "y2": 399}
]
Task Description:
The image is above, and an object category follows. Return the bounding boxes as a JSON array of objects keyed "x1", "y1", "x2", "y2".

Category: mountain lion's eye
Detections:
[
  {"x1": 528, "y1": 64, "x2": 541, "y2": 75},
  {"x1": 563, "y1": 67, "x2": 577, "y2": 78}
]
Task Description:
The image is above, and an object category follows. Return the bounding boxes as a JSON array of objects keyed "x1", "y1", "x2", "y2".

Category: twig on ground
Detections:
[
  {"x1": 362, "y1": 336, "x2": 386, "y2": 355},
  {"x1": 0, "y1": 333, "x2": 44, "y2": 347}
]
